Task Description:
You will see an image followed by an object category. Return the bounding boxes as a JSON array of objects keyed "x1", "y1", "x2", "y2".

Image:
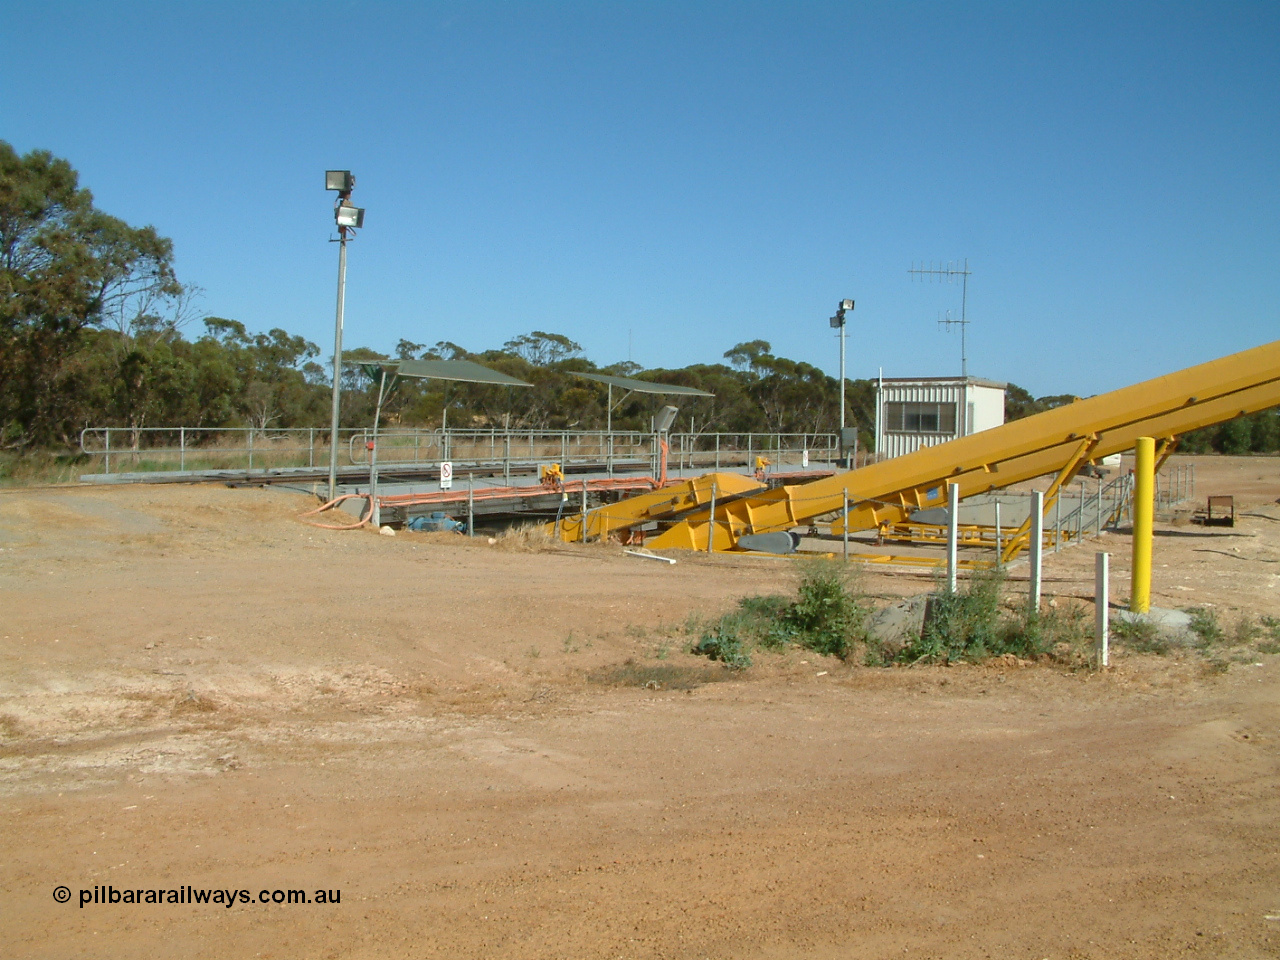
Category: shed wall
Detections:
[{"x1": 875, "y1": 378, "x2": 1006, "y2": 460}]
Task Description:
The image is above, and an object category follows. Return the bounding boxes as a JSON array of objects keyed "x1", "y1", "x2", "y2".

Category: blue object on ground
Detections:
[{"x1": 406, "y1": 511, "x2": 464, "y2": 533}]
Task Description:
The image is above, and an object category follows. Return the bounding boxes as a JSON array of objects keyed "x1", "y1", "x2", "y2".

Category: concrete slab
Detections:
[
  {"x1": 867, "y1": 595, "x2": 930, "y2": 645},
  {"x1": 1113, "y1": 605, "x2": 1196, "y2": 645}
]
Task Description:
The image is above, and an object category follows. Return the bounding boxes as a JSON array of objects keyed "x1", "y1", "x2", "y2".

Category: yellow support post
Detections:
[{"x1": 1130, "y1": 436, "x2": 1155, "y2": 613}]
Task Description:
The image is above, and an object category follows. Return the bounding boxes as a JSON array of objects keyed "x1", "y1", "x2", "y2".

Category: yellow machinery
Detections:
[
  {"x1": 567, "y1": 339, "x2": 1280, "y2": 558},
  {"x1": 548, "y1": 472, "x2": 763, "y2": 543}
]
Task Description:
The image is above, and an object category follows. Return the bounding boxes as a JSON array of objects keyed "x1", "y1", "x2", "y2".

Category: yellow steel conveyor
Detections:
[
  {"x1": 548, "y1": 471, "x2": 763, "y2": 543},
  {"x1": 578, "y1": 339, "x2": 1280, "y2": 559}
]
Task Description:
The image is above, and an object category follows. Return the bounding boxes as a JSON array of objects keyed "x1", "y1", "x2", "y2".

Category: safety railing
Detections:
[
  {"x1": 883, "y1": 464, "x2": 1196, "y2": 561},
  {"x1": 78, "y1": 426, "x2": 839, "y2": 478},
  {"x1": 78, "y1": 427, "x2": 340, "y2": 475},
  {"x1": 1039, "y1": 462, "x2": 1196, "y2": 553},
  {"x1": 358, "y1": 429, "x2": 839, "y2": 480}
]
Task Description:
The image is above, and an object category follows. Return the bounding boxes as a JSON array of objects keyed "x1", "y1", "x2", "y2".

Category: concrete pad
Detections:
[
  {"x1": 1113, "y1": 605, "x2": 1195, "y2": 644},
  {"x1": 1114, "y1": 605, "x2": 1192, "y2": 630},
  {"x1": 868, "y1": 595, "x2": 930, "y2": 645}
]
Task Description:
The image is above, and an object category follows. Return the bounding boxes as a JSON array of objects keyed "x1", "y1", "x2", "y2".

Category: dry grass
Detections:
[
  {"x1": 489, "y1": 522, "x2": 563, "y2": 552},
  {"x1": 586, "y1": 659, "x2": 732, "y2": 690}
]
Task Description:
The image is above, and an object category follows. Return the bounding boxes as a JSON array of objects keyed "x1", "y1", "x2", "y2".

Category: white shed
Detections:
[{"x1": 874, "y1": 376, "x2": 1006, "y2": 460}]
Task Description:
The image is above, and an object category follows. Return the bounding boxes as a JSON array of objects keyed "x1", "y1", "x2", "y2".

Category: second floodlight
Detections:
[{"x1": 336, "y1": 203, "x2": 365, "y2": 228}]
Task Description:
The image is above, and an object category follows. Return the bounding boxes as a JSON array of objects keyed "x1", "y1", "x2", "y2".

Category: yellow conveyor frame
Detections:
[
  {"x1": 548, "y1": 472, "x2": 764, "y2": 543},
  {"x1": 632, "y1": 339, "x2": 1280, "y2": 559}
]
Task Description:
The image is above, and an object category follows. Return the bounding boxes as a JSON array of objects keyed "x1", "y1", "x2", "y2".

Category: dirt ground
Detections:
[{"x1": 2, "y1": 454, "x2": 1279, "y2": 959}]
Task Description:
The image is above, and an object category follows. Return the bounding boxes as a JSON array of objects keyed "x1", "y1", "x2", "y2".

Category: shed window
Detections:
[{"x1": 885, "y1": 401, "x2": 957, "y2": 434}]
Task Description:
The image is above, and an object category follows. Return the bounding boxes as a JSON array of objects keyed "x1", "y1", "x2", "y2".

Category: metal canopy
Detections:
[
  {"x1": 356, "y1": 359, "x2": 530, "y2": 528},
  {"x1": 572, "y1": 372, "x2": 712, "y2": 397},
  {"x1": 572, "y1": 372, "x2": 713, "y2": 436},
  {"x1": 357, "y1": 358, "x2": 532, "y2": 387}
]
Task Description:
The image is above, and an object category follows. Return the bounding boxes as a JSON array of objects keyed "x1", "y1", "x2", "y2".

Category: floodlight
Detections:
[
  {"x1": 324, "y1": 169, "x2": 363, "y2": 502},
  {"x1": 336, "y1": 203, "x2": 365, "y2": 229},
  {"x1": 832, "y1": 298, "x2": 854, "y2": 466},
  {"x1": 654, "y1": 405, "x2": 679, "y2": 434}
]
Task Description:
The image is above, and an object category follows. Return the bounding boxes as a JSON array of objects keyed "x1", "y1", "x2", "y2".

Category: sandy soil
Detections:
[{"x1": 2, "y1": 455, "x2": 1279, "y2": 959}]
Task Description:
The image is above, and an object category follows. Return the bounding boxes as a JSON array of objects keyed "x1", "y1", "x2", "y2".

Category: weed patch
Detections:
[
  {"x1": 491, "y1": 523, "x2": 560, "y2": 552},
  {"x1": 1111, "y1": 615, "x2": 1169, "y2": 655},
  {"x1": 784, "y1": 559, "x2": 871, "y2": 658},
  {"x1": 893, "y1": 571, "x2": 1084, "y2": 665},
  {"x1": 690, "y1": 560, "x2": 872, "y2": 667},
  {"x1": 691, "y1": 623, "x2": 754, "y2": 669},
  {"x1": 587, "y1": 660, "x2": 728, "y2": 690},
  {"x1": 0, "y1": 450, "x2": 89, "y2": 486},
  {"x1": 1187, "y1": 607, "x2": 1225, "y2": 648},
  {"x1": 1233, "y1": 615, "x2": 1264, "y2": 645}
]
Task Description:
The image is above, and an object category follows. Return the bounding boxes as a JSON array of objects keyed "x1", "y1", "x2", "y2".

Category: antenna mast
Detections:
[{"x1": 909, "y1": 258, "x2": 972, "y2": 377}]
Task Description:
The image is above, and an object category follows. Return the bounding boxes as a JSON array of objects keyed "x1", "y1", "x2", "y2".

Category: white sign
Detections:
[
  {"x1": 802, "y1": 449, "x2": 809, "y2": 468},
  {"x1": 439, "y1": 461, "x2": 453, "y2": 490}
]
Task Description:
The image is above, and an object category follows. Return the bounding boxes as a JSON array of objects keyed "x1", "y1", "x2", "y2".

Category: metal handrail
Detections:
[{"x1": 78, "y1": 426, "x2": 840, "y2": 476}]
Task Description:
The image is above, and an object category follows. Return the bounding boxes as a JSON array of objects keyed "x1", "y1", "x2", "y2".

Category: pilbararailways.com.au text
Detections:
[{"x1": 72, "y1": 885, "x2": 341, "y2": 908}]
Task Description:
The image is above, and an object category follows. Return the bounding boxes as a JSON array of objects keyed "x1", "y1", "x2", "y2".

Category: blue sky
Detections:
[{"x1": 4, "y1": 1, "x2": 1277, "y2": 397}]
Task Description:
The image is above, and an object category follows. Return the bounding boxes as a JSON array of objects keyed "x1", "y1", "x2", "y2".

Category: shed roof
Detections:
[
  {"x1": 356, "y1": 358, "x2": 532, "y2": 387},
  {"x1": 572, "y1": 372, "x2": 713, "y2": 397}
]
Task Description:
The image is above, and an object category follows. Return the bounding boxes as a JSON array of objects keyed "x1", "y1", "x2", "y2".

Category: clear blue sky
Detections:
[{"x1": 4, "y1": 1, "x2": 1277, "y2": 397}]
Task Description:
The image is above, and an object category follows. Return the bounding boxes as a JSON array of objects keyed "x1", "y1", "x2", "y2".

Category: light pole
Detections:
[
  {"x1": 324, "y1": 171, "x2": 365, "y2": 502},
  {"x1": 830, "y1": 298, "x2": 853, "y2": 467}
]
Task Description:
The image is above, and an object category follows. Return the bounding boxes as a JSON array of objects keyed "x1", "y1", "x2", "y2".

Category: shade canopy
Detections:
[
  {"x1": 572, "y1": 372, "x2": 712, "y2": 397},
  {"x1": 356, "y1": 358, "x2": 532, "y2": 387}
]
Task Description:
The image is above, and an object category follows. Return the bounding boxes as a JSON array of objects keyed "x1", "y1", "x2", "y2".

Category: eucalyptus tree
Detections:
[{"x1": 0, "y1": 142, "x2": 186, "y2": 446}]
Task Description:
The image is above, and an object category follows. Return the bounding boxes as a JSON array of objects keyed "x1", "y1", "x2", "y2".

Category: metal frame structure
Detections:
[
  {"x1": 588, "y1": 339, "x2": 1280, "y2": 555},
  {"x1": 355, "y1": 358, "x2": 532, "y2": 526},
  {"x1": 77, "y1": 427, "x2": 834, "y2": 480},
  {"x1": 570, "y1": 372, "x2": 713, "y2": 436}
]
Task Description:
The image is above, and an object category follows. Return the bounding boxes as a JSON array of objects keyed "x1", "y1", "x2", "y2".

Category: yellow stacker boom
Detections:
[
  {"x1": 547, "y1": 471, "x2": 764, "y2": 543},
  {"x1": 565, "y1": 339, "x2": 1280, "y2": 559}
]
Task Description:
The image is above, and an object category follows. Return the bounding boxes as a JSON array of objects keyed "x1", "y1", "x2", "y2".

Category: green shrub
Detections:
[
  {"x1": 785, "y1": 559, "x2": 871, "y2": 658},
  {"x1": 898, "y1": 570, "x2": 1006, "y2": 663},
  {"x1": 689, "y1": 560, "x2": 871, "y2": 666},
  {"x1": 1020, "y1": 604, "x2": 1090, "y2": 661},
  {"x1": 895, "y1": 571, "x2": 1092, "y2": 665},
  {"x1": 1187, "y1": 607, "x2": 1225, "y2": 648},
  {"x1": 1232, "y1": 615, "x2": 1263, "y2": 645},
  {"x1": 691, "y1": 624, "x2": 753, "y2": 670},
  {"x1": 735, "y1": 595, "x2": 795, "y2": 650},
  {"x1": 1111, "y1": 614, "x2": 1169, "y2": 655}
]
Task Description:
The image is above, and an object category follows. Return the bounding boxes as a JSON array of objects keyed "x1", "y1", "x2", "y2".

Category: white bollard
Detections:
[
  {"x1": 946, "y1": 483, "x2": 960, "y2": 593},
  {"x1": 1095, "y1": 551, "x2": 1110, "y2": 669},
  {"x1": 842, "y1": 487, "x2": 849, "y2": 562},
  {"x1": 707, "y1": 482, "x2": 717, "y2": 554},
  {"x1": 994, "y1": 500, "x2": 1003, "y2": 569},
  {"x1": 1029, "y1": 490, "x2": 1044, "y2": 614}
]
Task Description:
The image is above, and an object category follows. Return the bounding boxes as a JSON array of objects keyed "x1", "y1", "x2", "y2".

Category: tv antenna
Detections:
[{"x1": 909, "y1": 258, "x2": 971, "y2": 377}]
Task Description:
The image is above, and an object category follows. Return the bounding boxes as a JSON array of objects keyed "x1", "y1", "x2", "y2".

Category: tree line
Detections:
[{"x1": 2, "y1": 141, "x2": 1275, "y2": 455}]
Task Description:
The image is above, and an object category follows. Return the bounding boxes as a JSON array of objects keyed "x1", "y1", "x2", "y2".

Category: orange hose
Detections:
[{"x1": 300, "y1": 493, "x2": 372, "y2": 529}]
